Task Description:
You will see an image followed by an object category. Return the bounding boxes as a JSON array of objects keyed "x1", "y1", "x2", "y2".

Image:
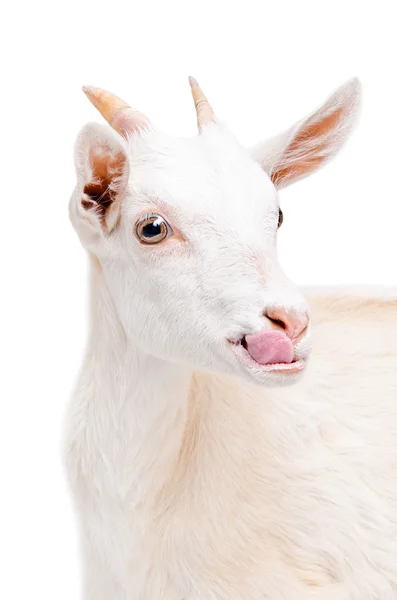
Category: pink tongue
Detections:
[{"x1": 244, "y1": 330, "x2": 294, "y2": 365}]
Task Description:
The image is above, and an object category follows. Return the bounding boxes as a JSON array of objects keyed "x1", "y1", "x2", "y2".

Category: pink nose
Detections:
[{"x1": 264, "y1": 307, "x2": 309, "y2": 341}]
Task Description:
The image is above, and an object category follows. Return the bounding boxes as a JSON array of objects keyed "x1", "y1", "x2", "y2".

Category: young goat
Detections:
[{"x1": 66, "y1": 78, "x2": 397, "y2": 599}]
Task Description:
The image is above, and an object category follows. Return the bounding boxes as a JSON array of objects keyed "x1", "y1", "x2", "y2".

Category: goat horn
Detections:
[
  {"x1": 188, "y1": 77, "x2": 215, "y2": 131},
  {"x1": 82, "y1": 86, "x2": 150, "y2": 138}
]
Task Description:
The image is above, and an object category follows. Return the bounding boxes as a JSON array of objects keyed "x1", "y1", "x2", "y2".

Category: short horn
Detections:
[
  {"x1": 188, "y1": 77, "x2": 215, "y2": 131},
  {"x1": 82, "y1": 86, "x2": 150, "y2": 138}
]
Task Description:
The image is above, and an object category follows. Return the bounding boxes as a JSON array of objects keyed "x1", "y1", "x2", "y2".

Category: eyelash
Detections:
[{"x1": 137, "y1": 212, "x2": 155, "y2": 225}]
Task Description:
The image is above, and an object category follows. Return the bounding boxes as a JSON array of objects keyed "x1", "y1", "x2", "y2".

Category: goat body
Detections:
[{"x1": 65, "y1": 80, "x2": 397, "y2": 599}]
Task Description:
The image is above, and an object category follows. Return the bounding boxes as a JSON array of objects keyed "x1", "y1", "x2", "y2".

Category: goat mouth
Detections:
[{"x1": 228, "y1": 336, "x2": 306, "y2": 375}]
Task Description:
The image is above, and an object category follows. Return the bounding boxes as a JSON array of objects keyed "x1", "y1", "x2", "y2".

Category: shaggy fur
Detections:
[{"x1": 65, "y1": 79, "x2": 397, "y2": 599}]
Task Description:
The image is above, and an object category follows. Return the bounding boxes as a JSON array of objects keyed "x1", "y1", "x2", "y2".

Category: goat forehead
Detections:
[{"x1": 127, "y1": 133, "x2": 277, "y2": 221}]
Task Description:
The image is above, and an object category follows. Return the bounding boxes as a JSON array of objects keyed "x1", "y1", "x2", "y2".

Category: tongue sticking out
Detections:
[{"x1": 244, "y1": 330, "x2": 294, "y2": 365}]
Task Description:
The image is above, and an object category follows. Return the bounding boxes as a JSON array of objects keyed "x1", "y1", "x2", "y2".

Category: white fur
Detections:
[{"x1": 65, "y1": 80, "x2": 397, "y2": 599}]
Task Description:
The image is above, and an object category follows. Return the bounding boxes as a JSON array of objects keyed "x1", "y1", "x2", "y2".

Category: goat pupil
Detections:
[{"x1": 143, "y1": 222, "x2": 161, "y2": 238}]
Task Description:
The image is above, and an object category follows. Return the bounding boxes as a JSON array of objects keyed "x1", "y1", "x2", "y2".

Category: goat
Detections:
[{"x1": 65, "y1": 78, "x2": 397, "y2": 599}]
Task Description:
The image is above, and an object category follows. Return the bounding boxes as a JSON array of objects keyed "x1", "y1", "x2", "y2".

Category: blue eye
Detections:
[{"x1": 136, "y1": 214, "x2": 171, "y2": 244}]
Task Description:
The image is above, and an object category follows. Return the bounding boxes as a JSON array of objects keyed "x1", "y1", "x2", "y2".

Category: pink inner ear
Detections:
[
  {"x1": 82, "y1": 146, "x2": 127, "y2": 217},
  {"x1": 272, "y1": 104, "x2": 345, "y2": 188}
]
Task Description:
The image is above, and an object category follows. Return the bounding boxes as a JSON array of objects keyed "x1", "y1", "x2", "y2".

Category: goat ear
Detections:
[
  {"x1": 251, "y1": 78, "x2": 361, "y2": 189},
  {"x1": 72, "y1": 123, "x2": 129, "y2": 239}
]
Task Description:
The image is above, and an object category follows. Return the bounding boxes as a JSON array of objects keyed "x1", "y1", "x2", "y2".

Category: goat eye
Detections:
[
  {"x1": 278, "y1": 208, "x2": 284, "y2": 228},
  {"x1": 135, "y1": 214, "x2": 171, "y2": 244}
]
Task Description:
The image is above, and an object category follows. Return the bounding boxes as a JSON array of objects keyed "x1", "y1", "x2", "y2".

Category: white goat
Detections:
[{"x1": 65, "y1": 78, "x2": 397, "y2": 600}]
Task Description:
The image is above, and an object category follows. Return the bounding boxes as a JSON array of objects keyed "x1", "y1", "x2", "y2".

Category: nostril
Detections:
[
  {"x1": 266, "y1": 316, "x2": 287, "y2": 331},
  {"x1": 264, "y1": 308, "x2": 309, "y2": 341},
  {"x1": 264, "y1": 310, "x2": 288, "y2": 332}
]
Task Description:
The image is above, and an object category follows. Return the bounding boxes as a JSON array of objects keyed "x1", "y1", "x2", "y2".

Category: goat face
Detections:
[{"x1": 70, "y1": 79, "x2": 360, "y2": 385}]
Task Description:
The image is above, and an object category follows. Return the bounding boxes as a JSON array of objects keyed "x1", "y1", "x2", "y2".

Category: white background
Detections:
[{"x1": 1, "y1": 1, "x2": 396, "y2": 598}]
